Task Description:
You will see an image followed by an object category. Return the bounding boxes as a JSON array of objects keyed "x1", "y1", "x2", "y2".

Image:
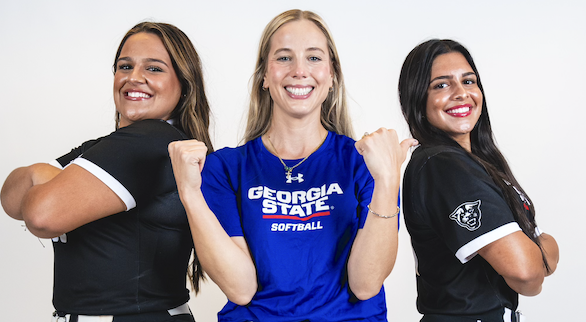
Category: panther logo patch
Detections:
[{"x1": 449, "y1": 200, "x2": 482, "y2": 231}]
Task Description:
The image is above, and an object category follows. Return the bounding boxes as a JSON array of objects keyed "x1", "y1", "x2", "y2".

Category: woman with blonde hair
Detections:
[
  {"x1": 169, "y1": 9, "x2": 417, "y2": 321},
  {"x1": 2, "y1": 22, "x2": 211, "y2": 322}
]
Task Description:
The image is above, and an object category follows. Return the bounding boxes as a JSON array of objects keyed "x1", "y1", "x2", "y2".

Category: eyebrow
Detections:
[
  {"x1": 116, "y1": 57, "x2": 170, "y2": 67},
  {"x1": 429, "y1": 71, "x2": 476, "y2": 84},
  {"x1": 273, "y1": 47, "x2": 326, "y2": 55}
]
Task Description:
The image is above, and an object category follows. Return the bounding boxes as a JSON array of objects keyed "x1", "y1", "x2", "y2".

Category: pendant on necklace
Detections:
[{"x1": 285, "y1": 168, "x2": 304, "y2": 184}]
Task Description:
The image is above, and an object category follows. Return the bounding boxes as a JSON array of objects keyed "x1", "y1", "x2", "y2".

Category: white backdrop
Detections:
[{"x1": 1, "y1": 0, "x2": 584, "y2": 321}]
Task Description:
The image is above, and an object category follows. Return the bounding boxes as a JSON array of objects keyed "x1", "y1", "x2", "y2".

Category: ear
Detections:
[
  {"x1": 262, "y1": 75, "x2": 268, "y2": 90},
  {"x1": 328, "y1": 73, "x2": 334, "y2": 89}
]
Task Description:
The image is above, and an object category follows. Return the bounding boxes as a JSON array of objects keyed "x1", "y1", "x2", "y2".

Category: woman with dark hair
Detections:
[
  {"x1": 169, "y1": 9, "x2": 417, "y2": 321},
  {"x1": 399, "y1": 39, "x2": 559, "y2": 322},
  {"x1": 1, "y1": 22, "x2": 211, "y2": 322}
]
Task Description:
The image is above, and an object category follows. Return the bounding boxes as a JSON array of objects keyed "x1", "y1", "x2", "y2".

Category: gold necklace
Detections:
[{"x1": 267, "y1": 133, "x2": 327, "y2": 183}]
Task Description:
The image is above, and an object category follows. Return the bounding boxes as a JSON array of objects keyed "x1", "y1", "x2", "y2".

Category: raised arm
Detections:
[
  {"x1": 2, "y1": 163, "x2": 126, "y2": 238},
  {"x1": 348, "y1": 128, "x2": 418, "y2": 300},
  {"x1": 478, "y1": 230, "x2": 559, "y2": 296},
  {"x1": 168, "y1": 140, "x2": 258, "y2": 305}
]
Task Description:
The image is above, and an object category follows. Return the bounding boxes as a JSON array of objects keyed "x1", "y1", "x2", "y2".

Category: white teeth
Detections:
[
  {"x1": 126, "y1": 91, "x2": 151, "y2": 98},
  {"x1": 447, "y1": 106, "x2": 470, "y2": 114},
  {"x1": 286, "y1": 87, "x2": 313, "y2": 96}
]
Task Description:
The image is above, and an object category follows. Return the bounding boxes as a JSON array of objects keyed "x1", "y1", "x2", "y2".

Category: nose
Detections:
[
  {"x1": 129, "y1": 67, "x2": 146, "y2": 84},
  {"x1": 292, "y1": 60, "x2": 308, "y2": 78},
  {"x1": 452, "y1": 82, "x2": 468, "y2": 100}
]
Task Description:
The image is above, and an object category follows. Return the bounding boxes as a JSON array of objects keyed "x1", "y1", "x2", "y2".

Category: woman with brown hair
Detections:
[
  {"x1": 1, "y1": 22, "x2": 212, "y2": 322},
  {"x1": 400, "y1": 39, "x2": 559, "y2": 322}
]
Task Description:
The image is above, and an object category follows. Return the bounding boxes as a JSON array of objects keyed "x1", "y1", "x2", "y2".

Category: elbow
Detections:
[
  {"x1": 1, "y1": 196, "x2": 23, "y2": 220},
  {"x1": 226, "y1": 287, "x2": 256, "y2": 306},
  {"x1": 349, "y1": 280, "x2": 383, "y2": 301},
  {"x1": 515, "y1": 282, "x2": 543, "y2": 297},
  {"x1": 222, "y1": 278, "x2": 257, "y2": 306},
  {"x1": 21, "y1": 189, "x2": 63, "y2": 238},
  {"x1": 507, "y1": 267, "x2": 545, "y2": 296},
  {"x1": 24, "y1": 215, "x2": 60, "y2": 238},
  {"x1": 228, "y1": 293, "x2": 254, "y2": 306}
]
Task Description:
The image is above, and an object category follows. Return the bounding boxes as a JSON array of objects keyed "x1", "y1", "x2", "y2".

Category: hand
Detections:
[
  {"x1": 168, "y1": 140, "x2": 208, "y2": 192},
  {"x1": 355, "y1": 128, "x2": 418, "y2": 182}
]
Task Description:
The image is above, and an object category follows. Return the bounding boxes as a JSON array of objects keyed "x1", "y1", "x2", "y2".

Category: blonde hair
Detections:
[
  {"x1": 244, "y1": 9, "x2": 353, "y2": 142},
  {"x1": 113, "y1": 22, "x2": 214, "y2": 153}
]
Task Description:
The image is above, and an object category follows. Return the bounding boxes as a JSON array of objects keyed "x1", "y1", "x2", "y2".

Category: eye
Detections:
[
  {"x1": 309, "y1": 56, "x2": 322, "y2": 62},
  {"x1": 463, "y1": 79, "x2": 476, "y2": 85},
  {"x1": 117, "y1": 64, "x2": 132, "y2": 71},
  {"x1": 276, "y1": 56, "x2": 291, "y2": 62},
  {"x1": 147, "y1": 66, "x2": 163, "y2": 72},
  {"x1": 433, "y1": 83, "x2": 448, "y2": 89}
]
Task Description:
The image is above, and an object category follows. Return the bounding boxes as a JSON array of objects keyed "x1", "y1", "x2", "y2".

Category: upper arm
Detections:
[
  {"x1": 22, "y1": 164, "x2": 126, "y2": 238},
  {"x1": 478, "y1": 230, "x2": 545, "y2": 295},
  {"x1": 413, "y1": 151, "x2": 519, "y2": 259},
  {"x1": 232, "y1": 236, "x2": 253, "y2": 259},
  {"x1": 23, "y1": 120, "x2": 180, "y2": 238}
]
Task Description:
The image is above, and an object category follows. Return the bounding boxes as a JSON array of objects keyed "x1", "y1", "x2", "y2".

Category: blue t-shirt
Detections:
[{"x1": 202, "y1": 132, "x2": 388, "y2": 322}]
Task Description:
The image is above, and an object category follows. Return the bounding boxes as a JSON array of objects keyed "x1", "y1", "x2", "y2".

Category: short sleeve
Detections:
[
  {"x1": 70, "y1": 120, "x2": 186, "y2": 210},
  {"x1": 411, "y1": 150, "x2": 520, "y2": 263},
  {"x1": 54, "y1": 139, "x2": 102, "y2": 169},
  {"x1": 201, "y1": 152, "x2": 243, "y2": 236}
]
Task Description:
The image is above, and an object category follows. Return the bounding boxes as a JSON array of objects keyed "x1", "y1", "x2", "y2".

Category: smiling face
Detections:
[
  {"x1": 426, "y1": 52, "x2": 483, "y2": 150},
  {"x1": 114, "y1": 32, "x2": 182, "y2": 128},
  {"x1": 263, "y1": 19, "x2": 333, "y2": 122}
]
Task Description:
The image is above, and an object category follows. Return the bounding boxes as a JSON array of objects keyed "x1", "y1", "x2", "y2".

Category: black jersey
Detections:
[
  {"x1": 51, "y1": 119, "x2": 193, "y2": 315},
  {"x1": 403, "y1": 145, "x2": 521, "y2": 317}
]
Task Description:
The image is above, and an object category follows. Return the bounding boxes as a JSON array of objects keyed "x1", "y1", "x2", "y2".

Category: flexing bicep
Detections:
[
  {"x1": 21, "y1": 164, "x2": 126, "y2": 238},
  {"x1": 478, "y1": 230, "x2": 545, "y2": 296}
]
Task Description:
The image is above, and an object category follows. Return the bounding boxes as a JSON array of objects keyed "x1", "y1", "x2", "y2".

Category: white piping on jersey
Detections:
[
  {"x1": 456, "y1": 222, "x2": 521, "y2": 263},
  {"x1": 71, "y1": 157, "x2": 136, "y2": 211},
  {"x1": 49, "y1": 159, "x2": 64, "y2": 170}
]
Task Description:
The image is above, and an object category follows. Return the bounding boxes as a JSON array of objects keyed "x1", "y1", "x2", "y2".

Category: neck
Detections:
[
  {"x1": 263, "y1": 121, "x2": 328, "y2": 159},
  {"x1": 454, "y1": 136, "x2": 471, "y2": 153}
]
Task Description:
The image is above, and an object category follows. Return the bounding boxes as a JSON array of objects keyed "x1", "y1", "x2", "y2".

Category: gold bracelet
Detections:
[{"x1": 367, "y1": 204, "x2": 400, "y2": 219}]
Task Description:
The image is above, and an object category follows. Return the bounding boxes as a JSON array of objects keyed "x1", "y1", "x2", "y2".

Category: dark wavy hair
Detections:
[
  {"x1": 399, "y1": 39, "x2": 550, "y2": 272},
  {"x1": 113, "y1": 22, "x2": 211, "y2": 292}
]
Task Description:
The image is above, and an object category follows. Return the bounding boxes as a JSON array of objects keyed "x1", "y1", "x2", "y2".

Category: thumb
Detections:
[
  {"x1": 400, "y1": 138, "x2": 419, "y2": 152},
  {"x1": 198, "y1": 156, "x2": 206, "y2": 173}
]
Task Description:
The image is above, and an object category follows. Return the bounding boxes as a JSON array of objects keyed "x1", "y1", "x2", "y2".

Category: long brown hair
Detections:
[
  {"x1": 113, "y1": 22, "x2": 212, "y2": 292},
  {"x1": 113, "y1": 22, "x2": 214, "y2": 154},
  {"x1": 399, "y1": 39, "x2": 551, "y2": 272},
  {"x1": 244, "y1": 9, "x2": 353, "y2": 142}
]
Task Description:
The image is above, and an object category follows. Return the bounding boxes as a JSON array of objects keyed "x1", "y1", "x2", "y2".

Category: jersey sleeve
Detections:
[
  {"x1": 412, "y1": 150, "x2": 521, "y2": 263},
  {"x1": 69, "y1": 120, "x2": 186, "y2": 211},
  {"x1": 53, "y1": 139, "x2": 102, "y2": 169},
  {"x1": 201, "y1": 152, "x2": 243, "y2": 237}
]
